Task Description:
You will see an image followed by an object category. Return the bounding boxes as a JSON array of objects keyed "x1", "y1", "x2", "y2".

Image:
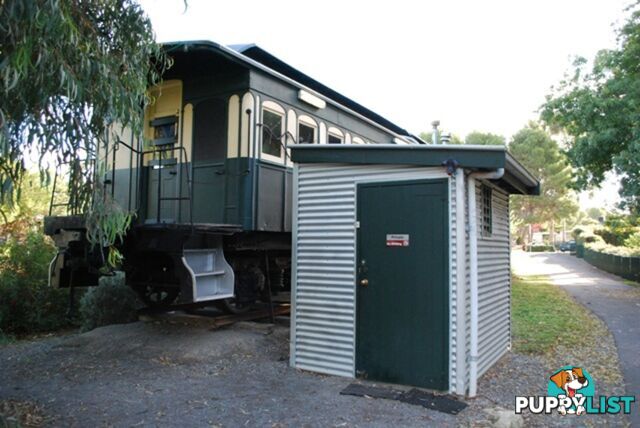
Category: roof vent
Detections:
[{"x1": 431, "y1": 120, "x2": 440, "y2": 144}]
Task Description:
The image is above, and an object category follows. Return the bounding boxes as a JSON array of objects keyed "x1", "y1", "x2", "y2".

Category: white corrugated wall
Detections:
[
  {"x1": 290, "y1": 163, "x2": 456, "y2": 382},
  {"x1": 291, "y1": 164, "x2": 513, "y2": 395},
  {"x1": 475, "y1": 180, "x2": 511, "y2": 377}
]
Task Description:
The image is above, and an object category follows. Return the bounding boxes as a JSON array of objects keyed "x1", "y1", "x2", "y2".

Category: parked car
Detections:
[{"x1": 559, "y1": 241, "x2": 576, "y2": 252}]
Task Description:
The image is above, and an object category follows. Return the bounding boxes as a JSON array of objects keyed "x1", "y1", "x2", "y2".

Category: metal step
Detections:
[
  {"x1": 182, "y1": 247, "x2": 234, "y2": 302},
  {"x1": 194, "y1": 270, "x2": 225, "y2": 277}
]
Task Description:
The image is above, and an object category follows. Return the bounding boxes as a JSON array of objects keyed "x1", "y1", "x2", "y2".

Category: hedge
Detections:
[
  {"x1": 527, "y1": 244, "x2": 555, "y2": 252},
  {"x1": 582, "y1": 247, "x2": 640, "y2": 282}
]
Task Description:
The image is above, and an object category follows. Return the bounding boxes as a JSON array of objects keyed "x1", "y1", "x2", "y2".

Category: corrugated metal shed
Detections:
[
  {"x1": 291, "y1": 164, "x2": 452, "y2": 378},
  {"x1": 475, "y1": 181, "x2": 511, "y2": 377},
  {"x1": 290, "y1": 144, "x2": 538, "y2": 396}
]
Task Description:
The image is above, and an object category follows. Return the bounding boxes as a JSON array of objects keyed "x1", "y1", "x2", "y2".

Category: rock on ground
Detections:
[{"x1": 484, "y1": 407, "x2": 524, "y2": 428}]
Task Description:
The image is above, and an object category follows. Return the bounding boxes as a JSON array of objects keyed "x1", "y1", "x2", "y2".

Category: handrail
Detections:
[
  {"x1": 48, "y1": 164, "x2": 60, "y2": 216},
  {"x1": 49, "y1": 140, "x2": 195, "y2": 231},
  {"x1": 114, "y1": 140, "x2": 194, "y2": 227},
  {"x1": 48, "y1": 159, "x2": 93, "y2": 217}
]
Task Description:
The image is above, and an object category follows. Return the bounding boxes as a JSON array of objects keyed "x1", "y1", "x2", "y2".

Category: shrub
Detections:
[
  {"x1": 527, "y1": 244, "x2": 555, "y2": 252},
  {"x1": 625, "y1": 232, "x2": 640, "y2": 249},
  {"x1": 0, "y1": 229, "x2": 70, "y2": 337},
  {"x1": 572, "y1": 227, "x2": 584, "y2": 240},
  {"x1": 79, "y1": 272, "x2": 140, "y2": 331},
  {"x1": 579, "y1": 233, "x2": 603, "y2": 244},
  {"x1": 594, "y1": 214, "x2": 638, "y2": 246},
  {"x1": 586, "y1": 241, "x2": 640, "y2": 257}
]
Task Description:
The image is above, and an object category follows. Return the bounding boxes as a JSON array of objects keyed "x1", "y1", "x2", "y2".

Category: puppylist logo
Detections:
[{"x1": 515, "y1": 366, "x2": 636, "y2": 416}]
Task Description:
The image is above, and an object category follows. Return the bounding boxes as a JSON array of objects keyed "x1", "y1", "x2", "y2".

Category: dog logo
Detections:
[
  {"x1": 515, "y1": 365, "x2": 636, "y2": 416},
  {"x1": 548, "y1": 367, "x2": 592, "y2": 415}
]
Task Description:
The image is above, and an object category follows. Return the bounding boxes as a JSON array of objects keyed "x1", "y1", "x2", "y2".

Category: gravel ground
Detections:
[{"x1": 0, "y1": 312, "x2": 630, "y2": 427}]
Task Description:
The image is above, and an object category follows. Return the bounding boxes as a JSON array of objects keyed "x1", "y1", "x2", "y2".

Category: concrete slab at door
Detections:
[{"x1": 356, "y1": 179, "x2": 449, "y2": 390}]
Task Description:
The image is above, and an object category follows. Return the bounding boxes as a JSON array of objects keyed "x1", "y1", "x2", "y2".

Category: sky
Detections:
[{"x1": 139, "y1": 0, "x2": 631, "y2": 209}]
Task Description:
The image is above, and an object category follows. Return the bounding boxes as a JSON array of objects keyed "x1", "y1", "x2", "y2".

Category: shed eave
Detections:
[
  {"x1": 289, "y1": 144, "x2": 540, "y2": 195},
  {"x1": 289, "y1": 144, "x2": 504, "y2": 169},
  {"x1": 504, "y1": 152, "x2": 540, "y2": 195}
]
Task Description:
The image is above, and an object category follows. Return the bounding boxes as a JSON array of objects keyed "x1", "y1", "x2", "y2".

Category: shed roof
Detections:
[{"x1": 290, "y1": 144, "x2": 540, "y2": 195}]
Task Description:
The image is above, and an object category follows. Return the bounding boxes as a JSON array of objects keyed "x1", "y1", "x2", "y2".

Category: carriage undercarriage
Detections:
[{"x1": 45, "y1": 216, "x2": 291, "y2": 312}]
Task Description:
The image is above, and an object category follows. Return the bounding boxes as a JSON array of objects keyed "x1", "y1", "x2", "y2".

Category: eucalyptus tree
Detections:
[{"x1": 0, "y1": 0, "x2": 170, "y2": 265}]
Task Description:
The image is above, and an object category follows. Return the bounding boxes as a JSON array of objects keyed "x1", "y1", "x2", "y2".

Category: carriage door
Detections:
[
  {"x1": 355, "y1": 179, "x2": 449, "y2": 390},
  {"x1": 146, "y1": 115, "x2": 180, "y2": 224},
  {"x1": 191, "y1": 98, "x2": 228, "y2": 223}
]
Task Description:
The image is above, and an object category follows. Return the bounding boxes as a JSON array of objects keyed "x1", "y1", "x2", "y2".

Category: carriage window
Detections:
[
  {"x1": 298, "y1": 123, "x2": 316, "y2": 144},
  {"x1": 151, "y1": 116, "x2": 178, "y2": 146},
  {"x1": 262, "y1": 109, "x2": 283, "y2": 158},
  {"x1": 328, "y1": 133, "x2": 343, "y2": 144},
  {"x1": 154, "y1": 122, "x2": 176, "y2": 140},
  {"x1": 481, "y1": 185, "x2": 493, "y2": 237}
]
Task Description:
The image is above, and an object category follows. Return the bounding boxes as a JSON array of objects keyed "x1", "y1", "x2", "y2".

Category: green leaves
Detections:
[
  {"x1": 464, "y1": 131, "x2": 506, "y2": 146},
  {"x1": 541, "y1": 3, "x2": 640, "y2": 212},
  {"x1": 0, "y1": 0, "x2": 171, "y2": 267},
  {"x1": 0, "y1": 0, "x2": 169, "y2": 212},
  {"x1": 85, "y1": 183, "x2": 134, "y2": 270},
  {"x1": 509, "y1": 123, "x2": 578, "y2": 231}
]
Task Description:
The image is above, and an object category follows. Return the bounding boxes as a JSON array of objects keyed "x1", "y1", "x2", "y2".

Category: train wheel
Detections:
[
  {"x1": 138, "y1": 285, "x2": 180, "y2": 309},
  {"x1": 216, "y1": 264, "x2": 264, "y2": 314}
]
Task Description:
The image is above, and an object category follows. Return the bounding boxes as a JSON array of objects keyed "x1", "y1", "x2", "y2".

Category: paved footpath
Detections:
[{"x1": 513, "y1": 250, "x2": 640, "y2": 426}]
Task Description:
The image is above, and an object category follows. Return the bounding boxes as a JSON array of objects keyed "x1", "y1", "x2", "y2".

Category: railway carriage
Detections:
[{"x1": 44, "y1": 40, "x2": 425, "y2": 310}]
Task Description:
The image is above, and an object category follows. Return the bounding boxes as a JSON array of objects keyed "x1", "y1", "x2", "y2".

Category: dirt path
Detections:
[
  {"x1": 1, "y1": 314, "x2": 596, "y2": 427},
  {"x1": 513, "y1": 250, "x2": 640, "y2": 426},
  {"x1": 1, "y1": 320, "x2": 484, "y2": 427},
  {"x1": 2, "y1": 265, "x2": 635, "y2": 426}
]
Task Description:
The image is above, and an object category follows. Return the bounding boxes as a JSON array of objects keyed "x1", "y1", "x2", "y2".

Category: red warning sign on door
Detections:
[{"x1": 386, "y1": 234, "x2": 409, "y2": 247}]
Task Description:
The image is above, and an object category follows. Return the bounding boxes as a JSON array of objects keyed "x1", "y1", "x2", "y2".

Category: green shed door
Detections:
[{"x1": 355, "y1": 179, "x2": 449, "y2": 390}]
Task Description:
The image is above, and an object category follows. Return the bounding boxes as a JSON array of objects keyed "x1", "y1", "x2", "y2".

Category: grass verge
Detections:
[
  {"x1": 512, "y1": 274, "x2": 601, "y2": 355},
  {"x1": 512, "y1": 273, "x2": 624, "y2": 386}
]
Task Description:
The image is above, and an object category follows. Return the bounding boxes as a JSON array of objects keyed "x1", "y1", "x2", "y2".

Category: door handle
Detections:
[{"x1": 360, "y1": 278, "x2": 369, "y2": 287}]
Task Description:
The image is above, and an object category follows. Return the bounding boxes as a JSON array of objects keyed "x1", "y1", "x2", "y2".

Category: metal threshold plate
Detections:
[{"x1": 340, "y1": 383, "x2": 467, "y2": 415}]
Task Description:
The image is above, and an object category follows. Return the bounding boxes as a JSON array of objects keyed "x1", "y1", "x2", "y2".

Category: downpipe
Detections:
[
  {"x1": 467, "y1": 168, "x2": 504, "y2": 398},
  {"x1": 454, "y1": 168, "x2": 467, "y2": 395}
]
